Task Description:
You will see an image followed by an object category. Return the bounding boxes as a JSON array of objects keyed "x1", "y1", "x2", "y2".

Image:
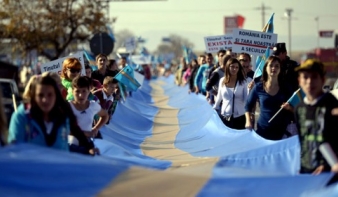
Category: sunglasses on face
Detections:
[
  {"x1": 239, "y1": 59, "x2": 248, "y2": 62},
  {"x1": 68, "y1": 68, "x2": 81, "y2": 73}
]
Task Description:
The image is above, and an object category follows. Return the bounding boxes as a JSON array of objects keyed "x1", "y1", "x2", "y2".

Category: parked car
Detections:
[{"x1": 0, "y1": 78, "x2": 21, "y2": 127}]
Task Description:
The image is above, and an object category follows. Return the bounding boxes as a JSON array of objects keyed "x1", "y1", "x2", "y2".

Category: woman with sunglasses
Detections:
[{"x1": 61, "y1": 57, "x2": 82, "y2": 100}]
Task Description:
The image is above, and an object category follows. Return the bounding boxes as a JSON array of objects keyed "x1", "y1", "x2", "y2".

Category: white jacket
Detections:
[{"x1": 213, "y1": 77, "x2": 249, "y2": 118}]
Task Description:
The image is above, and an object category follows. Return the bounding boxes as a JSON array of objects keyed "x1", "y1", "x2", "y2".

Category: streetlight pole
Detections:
[{"x1": 285, "y1": 8, "x2": 293, "y2": 57}]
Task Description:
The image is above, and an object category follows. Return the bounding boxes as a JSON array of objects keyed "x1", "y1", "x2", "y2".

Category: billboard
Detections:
[
  {"x1": 224, "y1": 15, "x2": 245, "y2": 34},
  {"x1": 319, "y1": 30, "x2": 334, "y2": 38}
]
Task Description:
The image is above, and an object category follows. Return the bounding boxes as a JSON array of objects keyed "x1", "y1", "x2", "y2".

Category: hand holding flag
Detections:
[
  {"x1": 287, "y1": 88, "x2": 305, "y2": 107},
  {"x1": 268, "y1": 88, "x2": 304, "y2": 123}
]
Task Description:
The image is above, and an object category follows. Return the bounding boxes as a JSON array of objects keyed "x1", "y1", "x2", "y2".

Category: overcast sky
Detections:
[{"x1": 108, "y1": 0, "x2": 338, "y2": 52}]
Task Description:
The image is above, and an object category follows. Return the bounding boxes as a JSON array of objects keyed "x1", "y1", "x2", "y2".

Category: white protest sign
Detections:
[
  {"x1": 204, "y1": 35, "x2": 233, "y2": 53},
  {"x1": 40, "y1": 51, "x2": 85, "y2": 76},
  {"x1": 130, "y1": 55, "x2": 152, "y2": 65},
  {"x1": 125, "y1": 37, "x2": 136, "y2": 52},
  {"x1": 231, "y1": 28, "x2": 277, "y2": 56}
]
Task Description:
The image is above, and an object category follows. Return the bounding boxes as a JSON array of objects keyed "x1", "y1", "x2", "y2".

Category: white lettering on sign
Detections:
[
  {"x1": 40, "y1": 51, "x2": 85, "y2": 76},
  {"x1": 231, "y1": 28, "x2": 278, "y2": 56}
]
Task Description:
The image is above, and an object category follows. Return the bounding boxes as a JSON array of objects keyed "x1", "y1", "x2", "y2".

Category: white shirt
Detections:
[
  {"x1": 69, "y1": 101, "x2": 101, "y2": 132},
  {"x1": 44, "y1": 121, "x2": 53, "y2": 135},
  {"x1": 213, "y1": 77, "x2": 249, "y2": 118},
  {"x1": 101, "y1": 90, "x2": 114, "y2": 102}
]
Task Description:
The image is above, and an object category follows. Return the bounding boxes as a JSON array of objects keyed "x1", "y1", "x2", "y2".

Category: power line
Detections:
[
  {"x1": 254, "y1": 3, "x2": 271, "y2": 28},
  {"x1": 110, "y1": 8, "x2": 256, "y2": 13}
]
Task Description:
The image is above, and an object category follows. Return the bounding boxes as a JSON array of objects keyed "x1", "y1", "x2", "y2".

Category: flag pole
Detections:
[
  {"x1": 12, "y1": 94, "x2": 17, "y2": 112},
  {"x1": 268, "y1": 88, "x2": 301, "y2": 123},
  {"x1": 268, "y1": 107, "x2": 284, "y2": 123}
]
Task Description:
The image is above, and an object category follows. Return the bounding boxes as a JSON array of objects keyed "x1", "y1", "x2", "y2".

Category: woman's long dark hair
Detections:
[
  {"x1": 223, "y1": 58, "x2": 246, "y2": 86},
  {"x1": 261, "y1": 56, "x2": 283, "y2": 87},
  {"x1": 28, "y1": 74, "x2": 94, "y2": 149},
  {"x1": 29, "y1": 75, "x2": 74, "y2": 126}
]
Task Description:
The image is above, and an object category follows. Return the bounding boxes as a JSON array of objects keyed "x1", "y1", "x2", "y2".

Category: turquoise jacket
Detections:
[
  {"x1": 8, "y1": 104, "x2": 69, "y2": 151},
  {"x1": 194, "y1": 64, "x2": 213, "y2": 93}
]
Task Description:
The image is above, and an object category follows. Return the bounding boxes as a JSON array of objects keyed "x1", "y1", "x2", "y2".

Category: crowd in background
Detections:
[{"x1": 0, "y1": 42, "x2": 338, "y2": 183}]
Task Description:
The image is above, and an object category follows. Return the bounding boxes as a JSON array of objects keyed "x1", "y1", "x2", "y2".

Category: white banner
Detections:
[
  {"x1": 40, "y1": 52, "x2": 85, "y2": 76},
  {"x1": 204, "y1": 35, "x2": 233, "y2": 53},
  {"x1": 231, "y1": 28, "x2": 277, "y2": 56},
  {"x1": 130, "y1": 55, "x2": 152, "y2": 65}
]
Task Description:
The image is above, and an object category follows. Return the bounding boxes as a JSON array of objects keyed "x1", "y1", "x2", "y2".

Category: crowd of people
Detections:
[
  {"x1": 0, "y1": 42, "x2": 338, "y2": 183},
  {"x1": 1, "y1": 54, "x2": 124, "y2": 155},
  {"x1": 173, "y1": 42, "x2": 338, "y2": 181}
]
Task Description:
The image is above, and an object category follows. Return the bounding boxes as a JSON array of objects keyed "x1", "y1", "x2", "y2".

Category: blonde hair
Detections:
[
  {"x1": 22, "y1": 72, "x2": 62, "y2": 101},
  {"x1": 60, "y1": 57, "x2": 82, "y2": 80},
  {"x1": 103, "y1": 76, "x2": 114, "y2": 86},
  {"x1": 22, "y1": 75, "x2": 38, "y2": 101}
]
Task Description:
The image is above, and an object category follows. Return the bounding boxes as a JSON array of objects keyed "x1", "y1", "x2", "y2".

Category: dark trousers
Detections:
[
  {"x1": 221, "y1": 115, "x2": 246, "y2": 130},
  {"x1": 69, "y1": 144, "x2": 90, "y2": 155},
  {"x1": 95, "y1": 131, "x2": 103, "y2": 139},
  {"x1": 256, "y1": 125, "x2": 286, "y2": 140}
]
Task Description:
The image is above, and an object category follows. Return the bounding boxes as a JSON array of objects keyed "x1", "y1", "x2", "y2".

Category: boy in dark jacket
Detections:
[
  {"x1": 93, "y1": 76, "x2": 119, "y2": 126},
  {"x1": 294, "y1": 59, "x2": 338, "y2": 181}
]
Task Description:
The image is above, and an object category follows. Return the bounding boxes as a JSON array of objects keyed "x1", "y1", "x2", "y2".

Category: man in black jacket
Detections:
[{"x1": 273, "y1": 43, "x2": 300, "y2": 92}]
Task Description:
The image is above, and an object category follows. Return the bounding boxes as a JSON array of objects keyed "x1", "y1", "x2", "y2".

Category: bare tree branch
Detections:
[{"x1": 0, "y1": 0, "x2": 111, "y2": 60}]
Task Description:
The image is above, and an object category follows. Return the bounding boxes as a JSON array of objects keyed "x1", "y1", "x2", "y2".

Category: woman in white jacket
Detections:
[{"x1": 213, "y1": 58, "x2": 249, "y2": 129}]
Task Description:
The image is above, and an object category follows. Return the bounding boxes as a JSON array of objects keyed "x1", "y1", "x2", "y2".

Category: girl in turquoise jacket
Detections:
[{"x1": 8, "y1": 74, "x2": 93, "y2": 152}]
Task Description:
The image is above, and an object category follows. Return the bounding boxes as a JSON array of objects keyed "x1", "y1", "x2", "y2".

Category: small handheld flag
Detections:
[
  {"x1": 268, "y1": 88, "x2": 304, "y2": 123},
  {"x1": 253, "y1": 47, "x2": 270, "y2": 79},
  {"x1": 255, "y1": 13, "x2": 274, "y2": 74},
  {"x1": 114, "y1": 65, "x2": 141, "y2": 92},
  {"x1": 262, "y1": 13, "x2": 274, "y2": 33},
  {"x1": 287, "y1": 88, "x2": 305, "y2": 107}
]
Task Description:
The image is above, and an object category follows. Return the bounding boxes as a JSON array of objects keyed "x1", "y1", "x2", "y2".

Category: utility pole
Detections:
[
  {"x1": 254, "y1": 3, "x2": 271, "y2": 28},
  {"x1": 285, "y1": 8, "x2": 293, "y2": 57},
  {"x1": 315, "y1": 16, "x2": 319, "y2": 48}
]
